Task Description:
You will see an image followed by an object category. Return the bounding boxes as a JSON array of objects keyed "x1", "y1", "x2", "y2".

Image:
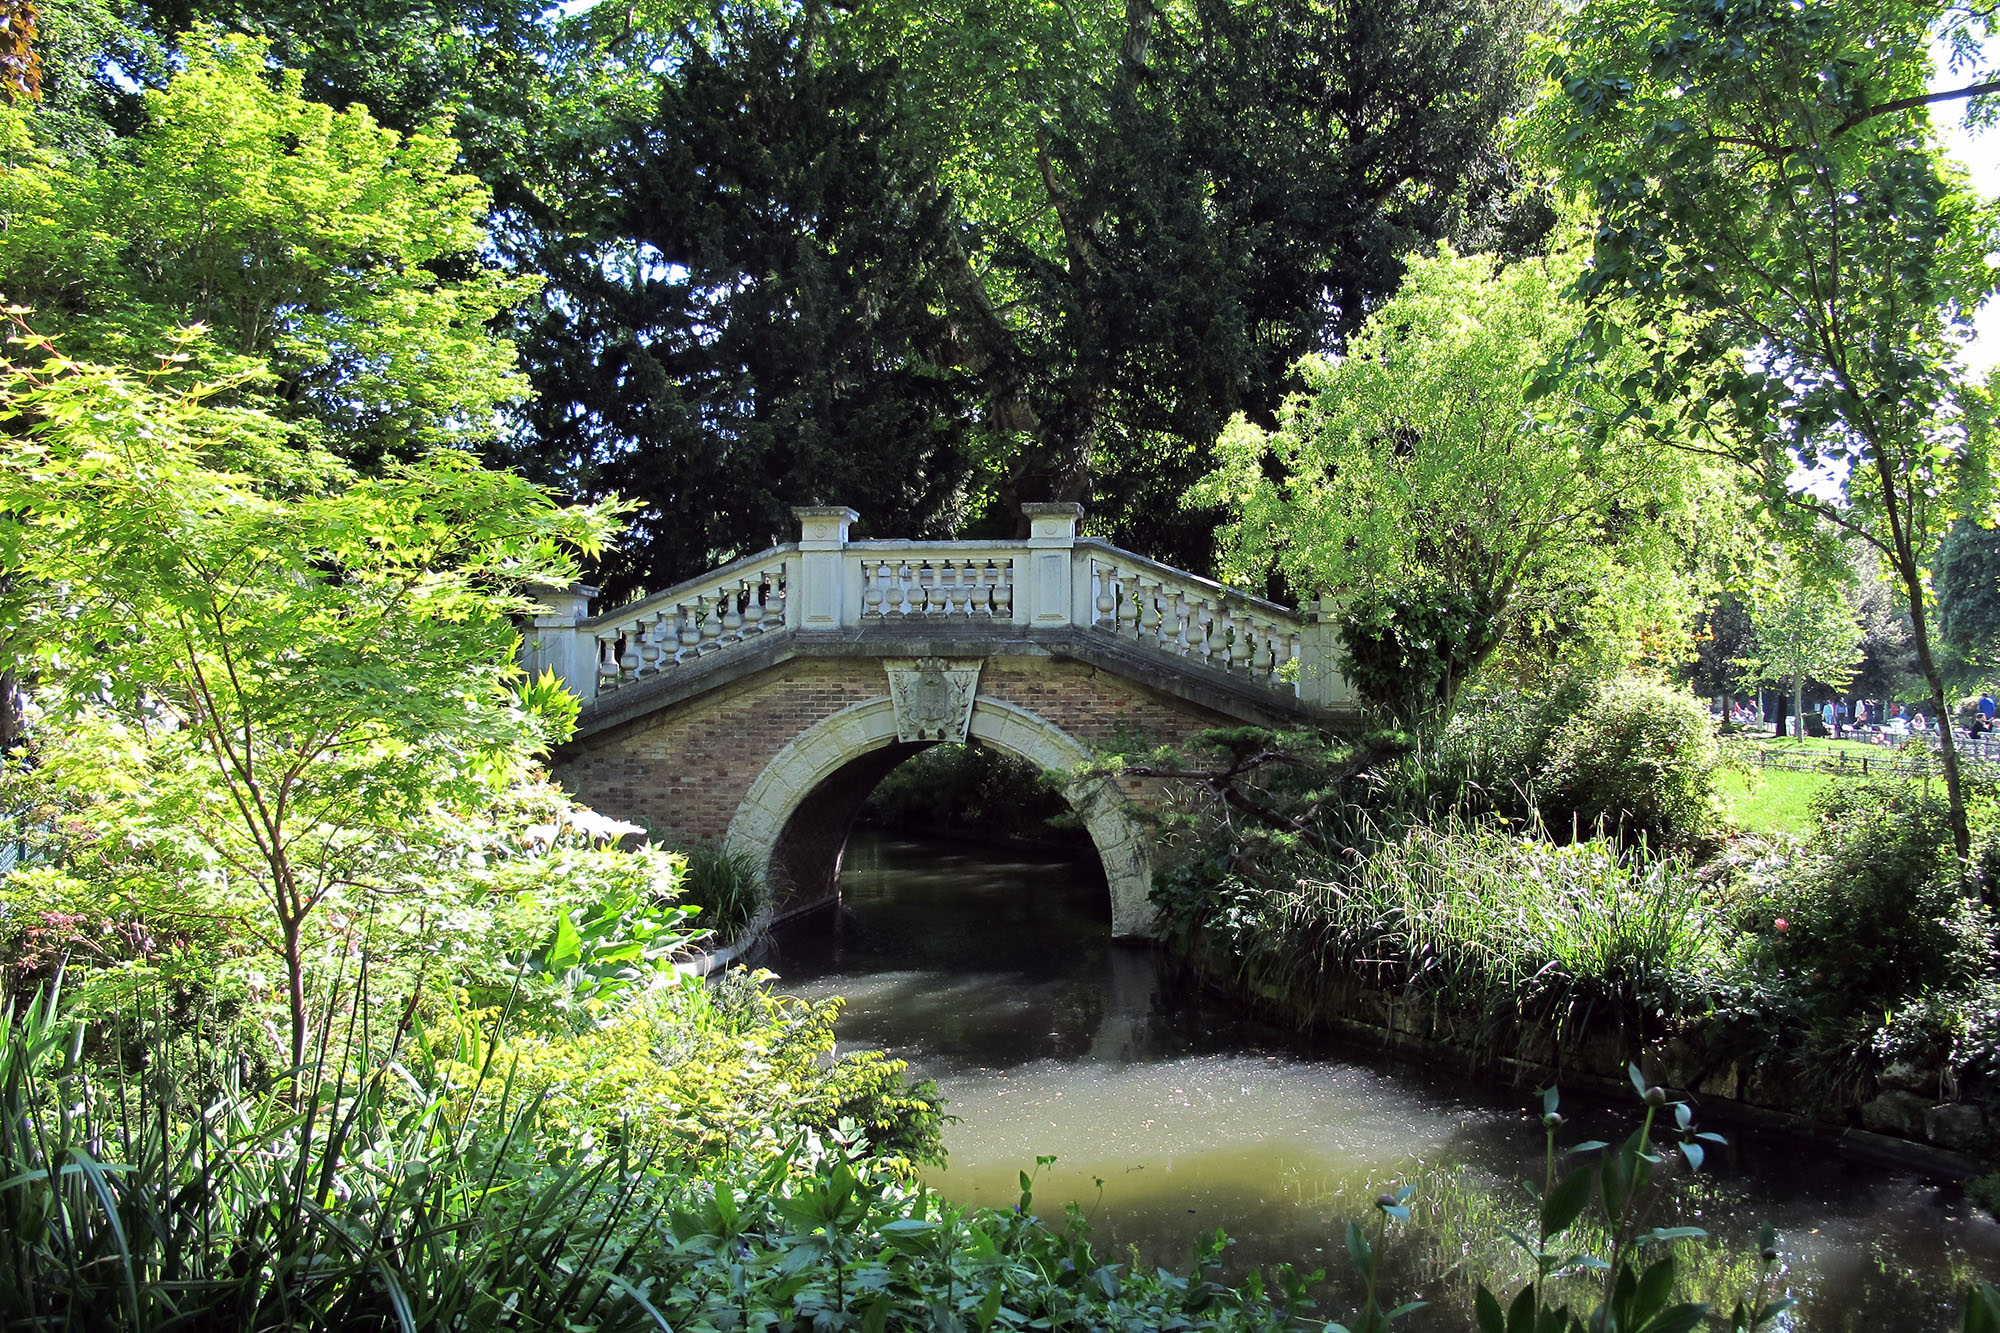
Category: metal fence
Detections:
[{"x1": 1747, "y1": 741, "x2": 1999, "y2": 777}]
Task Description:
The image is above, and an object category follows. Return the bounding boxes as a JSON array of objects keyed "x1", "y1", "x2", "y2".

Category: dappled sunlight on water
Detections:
[{"x1": 765, "y1": 832, "x2": 2000, "y2": 1330}]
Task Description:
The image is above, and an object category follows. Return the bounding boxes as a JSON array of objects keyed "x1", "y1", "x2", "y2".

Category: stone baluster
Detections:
[
  {"x1": 660, "y1": 610, "x2": 683, "y2": 667},
  {"x1": 1228, "y1": 608, "x2": 1254, "y2": 673},
  {"x1": 593, "y1": 631, "x2": 618, "y2": 690},
  {"x1": 617, "y1": 623, "x2": 642, "y2": 679},
  {"x1": 894, "y1": 561, "x2": 915, "y2": 617},
  {"x1": 1116, "y1": 575, "x2": 1143, "y2": 639},
  {"x1": 937, "y1": 559, "x2": 960, "y2": 615},
  {"x1": 991, "y1": 559, "x2": 1013, "y2": 618},
  {"x1": 1095, "y1": 563, "x2": 1118, "y2": 628},
  {"x1": 961, "y1": 559, "x2": 985, "y2": 616},
  {"x1": 1191, "y1": 602, "x2": 1214, "y2": 663},
  {"x1": 1253, "y1": 621, "x2": 1276, "y2": 682},
  {"x1": 719, "y1": 582, "x2": 744, "y2": 642},
  {"x1": 863, "y1": 560, "x2": 886, "y2": 618},
  {"x1": 762, "y1": 566, "x2": 787, "y2": 630},
  {"x1": 1162, "y1": 589, "x2": 1187, "y2": 655},
  {"x1": 927, "y1": 559, "x2": 949, "y2": 615},
  {"x1": 695, "y1": 594, "x2": 720, "y2": 654},
  {"x1": 677, "y1": 600, "x2": 701, "y2": 661},
  {"x1": 636, "y1": 613, "x2": 665, "y2": 676},
  {"x1": 1138, "y1": 581, "x2": 1163, "y2": 646}
]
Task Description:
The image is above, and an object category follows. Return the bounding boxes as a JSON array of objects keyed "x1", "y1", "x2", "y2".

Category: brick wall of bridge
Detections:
[{"x1": 552, "y1": 654, "x2": 1235, "y2": 896}]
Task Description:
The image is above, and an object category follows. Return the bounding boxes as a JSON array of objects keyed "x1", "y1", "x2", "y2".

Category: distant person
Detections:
[
  {"x1": 1820, "y1": 699, "x2": 1836, "y2": 736},
  {"x1": 1981, "y1": 692, "x2": 1996, "y2": 721}
]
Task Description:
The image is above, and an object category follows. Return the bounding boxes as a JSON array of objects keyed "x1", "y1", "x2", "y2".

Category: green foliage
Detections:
[
  {"x1": 500, "y1": 5, "x2": 979, "y2": 595},
  {"x1": 1731, "y1": 546, "x2": 1866, "y2": 730},
  {"x1": 498, "y1": 0, "x2": 1544, "y2": 584},
  {"x1": 434, "y1": 970, "x2": 946, "y2": 1178},
  {"x1": 0, "y1": 322, "x2": 621, "y2": 1068},
  {"x1": 1194, "y1": 245, "x2": 1721, "y2": 725},
  {"x1": 1469, "y1": 1082, "x2": 1745, "y2": 1333},
  {"x1": 862, "y1": 743, "x2": 1079, "y2": 847},
  {"x1": 0, "y1": 31, "x2": 536, "y2": 467},
  {"x1": 1737, "y1": 780, "x2": 1992, "y2": 1016},
  {"x1": 1522, "y1": 0, "x2": 2000, "y2": 856},
  {"x1": 1157, "y1": 808, "x2": 1719, "y2": 1052},
  {"x1": 1537, "y1": 678, "x2": 1723, "y2": 851},
  {"x1": 675, "y1": 841, "x2": 769, "y2": 943},
  {"x1": 1939, "y1": 518, "x2": 2000, "y2": 682}
]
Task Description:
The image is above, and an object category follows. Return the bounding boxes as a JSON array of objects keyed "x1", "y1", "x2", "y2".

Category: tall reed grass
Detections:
[
  {"x1": 1216, "y1": 813, "x2": 1722, "y2": 1049},
  {"x1": 0, "y1": 980, "x2": 677, "y2": 1330}
]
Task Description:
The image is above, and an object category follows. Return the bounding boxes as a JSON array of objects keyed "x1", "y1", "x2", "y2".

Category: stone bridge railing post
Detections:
[
  {"x1": 1019, "y1": 502, "x2": 1082, "y2": 628},
  {"x1": 523, "y1": 582, "x2": 600, "y2": 703},
  {"x1": 1297, "y1": 593, "x2": 1355, "y2": 711},
  {"x1": 793, "y1": 505, "x2": 859, "y2": 629}
]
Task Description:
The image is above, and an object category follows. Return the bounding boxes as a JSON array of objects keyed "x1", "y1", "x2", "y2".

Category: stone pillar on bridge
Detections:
[
  {"x1": 522, "y1": 583, "x2": 599, "y2": 701},
  {"x1": 792, "y1": 505, "x2": 858, "y2": 630},
  {"x1": 1019, "y1": 502, "x2": 1082, "y2": 629},
  {"x1": 1298, "y1": 593, "x2": 1356, "y2": 711}
]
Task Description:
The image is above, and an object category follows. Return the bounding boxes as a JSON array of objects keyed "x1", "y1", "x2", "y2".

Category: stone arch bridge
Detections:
[{"x1": 525, "y1": 506, "x2": 1356, "y2": 937}]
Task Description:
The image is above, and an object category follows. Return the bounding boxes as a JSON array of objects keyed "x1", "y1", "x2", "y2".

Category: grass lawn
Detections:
[{"x1": 1718, "y1": 764, "x2": 1834, "y2": 838}]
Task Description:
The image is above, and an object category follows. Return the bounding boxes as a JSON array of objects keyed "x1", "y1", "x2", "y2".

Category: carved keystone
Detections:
[{"x1": 885, "y1": 658, "x2": 982, "y2": 742}]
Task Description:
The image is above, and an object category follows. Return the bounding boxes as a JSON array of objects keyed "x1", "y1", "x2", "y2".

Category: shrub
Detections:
[
  {"x1": 1163, "y1": 809, "x2": 1720, "y2": 1050},
  {"x1": 1739, "y1": 780, "x2": 1991, "y2": 1016},
  {"x1": 1537, "y1": 677, "x2": 1722, "y2": 850},
  {"x1": 433, "y1": 970, "x2": 946, "y2": 1177}
]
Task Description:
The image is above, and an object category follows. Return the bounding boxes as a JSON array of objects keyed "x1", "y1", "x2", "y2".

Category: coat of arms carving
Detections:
[{"x1": 884, "y1": 658, "x2": 982, "y2": 742}]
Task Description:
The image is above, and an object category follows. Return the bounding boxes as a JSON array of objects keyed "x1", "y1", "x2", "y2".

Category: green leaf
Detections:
[
  {"x1": 1346, "y1": 1219, "x2": 1374, "y2": 1285},
  {"x1": 1540, "y1": 1165, "x2": 1595, "y2": 1239}
]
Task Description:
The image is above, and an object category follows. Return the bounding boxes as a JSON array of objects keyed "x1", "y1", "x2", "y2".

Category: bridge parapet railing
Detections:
[
  {"x1": 844, "y1": 542, "x2": 1021, "y2": 622},
  {"x1": 524, "y1": 504, "x2": 1354, "y2": 713},
  {"x1": 1079, "y1": 542, "x2": 1303, "y2": 694},
  {"x1": 530, "y1": 545, "x2": 798, "y2": 700}
]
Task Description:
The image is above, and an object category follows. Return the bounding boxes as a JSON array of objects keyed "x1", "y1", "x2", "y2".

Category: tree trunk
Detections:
[
  {"x1": 1792, "y1": 675, "x2": 1805, "y2": 743},
  {"x1": 1907, "y1": 591, "x2": 1973, "y2": 861}
]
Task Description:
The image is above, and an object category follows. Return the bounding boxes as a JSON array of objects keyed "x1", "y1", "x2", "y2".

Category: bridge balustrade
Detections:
[{"x1": 523, "y1": 504, "x2": 1352, "y2": 714}]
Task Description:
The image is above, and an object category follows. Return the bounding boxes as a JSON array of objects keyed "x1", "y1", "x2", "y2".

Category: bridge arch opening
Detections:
[{"x1": 725, "y1": 696, "x2": 1154, "y2": 936}]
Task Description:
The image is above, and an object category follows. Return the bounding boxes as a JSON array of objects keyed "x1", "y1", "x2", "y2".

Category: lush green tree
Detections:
[
  {"x1": 0, "y1": 31, "x2": 535, "y2": 468},
  {"x1": 851, "y1": 0, "x2": 1546, "y2": 558},
  {"x1": 1689, "y1": 594, "x2": 1757, "y2": 709},
  {"x1": 1192, "y1": 244, "x2": 1721, "y2": 725},
  {"x1": 1522, "y1": 0, "x2": 2000, "y2": 855},
  {"x1": 497, "y1": 8, "x2": 979, "y2": 594},
  {"x1": 1937, "y1": 516, "x2": 2000, "y2": 684},
  {"x1": 126, "y1": 0, "x2": 551, "y2": 137},
  {"x1": 1733, "y1": 557, "x2": 1865, "y2": 738},
  {"x1": 1852, "y1": 551, "x2": 1926, "y2": 704},
  {"x1": 0, "y1": 322, "x2": 621, "y2": 1068},
  {"x1": 499, "y1": 0, "x2": 1544, "y2": 586}
]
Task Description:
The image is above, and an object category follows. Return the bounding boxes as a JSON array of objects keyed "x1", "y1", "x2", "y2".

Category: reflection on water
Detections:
[{"x1": 763, "y1": 833, "x2": 2000, "y2": 1331}]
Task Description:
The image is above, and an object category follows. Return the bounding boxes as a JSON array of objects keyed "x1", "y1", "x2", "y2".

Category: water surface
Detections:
[{"x1": 765, "y1": 832, "x2": 2000, "y2": 1330}]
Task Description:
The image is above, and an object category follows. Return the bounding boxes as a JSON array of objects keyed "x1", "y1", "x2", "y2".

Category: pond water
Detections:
[{"x1": 763, "y1": 832, "x2": 2000, "y2": 1331}]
